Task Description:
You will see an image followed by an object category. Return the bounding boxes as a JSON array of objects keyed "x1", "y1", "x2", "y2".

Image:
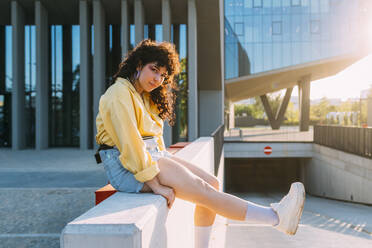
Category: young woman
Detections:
[{"x1": 95, "y1": 39, "x2": 305, "y2": 248}]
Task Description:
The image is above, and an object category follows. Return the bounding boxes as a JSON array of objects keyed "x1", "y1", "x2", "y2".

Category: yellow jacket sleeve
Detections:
[{"x1": 99, "y1": 91, "x2": 160, "y2": 183}]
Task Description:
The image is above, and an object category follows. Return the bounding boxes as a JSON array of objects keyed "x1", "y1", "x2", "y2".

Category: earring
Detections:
[{"x1": 135, "y1": 70, "x2": 140, "y2": 80}]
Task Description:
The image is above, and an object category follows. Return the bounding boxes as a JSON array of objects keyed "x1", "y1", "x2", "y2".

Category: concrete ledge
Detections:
[
  {"x1": 61, "y1": 193, "x2": 167, "y2": 248},
  {"x1": 61, "y1": 137, "x2": 226, "y2": 248}
]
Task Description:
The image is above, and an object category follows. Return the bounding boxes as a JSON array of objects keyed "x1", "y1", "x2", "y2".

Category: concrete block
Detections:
[{"x1": 61, "y1": 193, "x2": 168, "y2": 248}]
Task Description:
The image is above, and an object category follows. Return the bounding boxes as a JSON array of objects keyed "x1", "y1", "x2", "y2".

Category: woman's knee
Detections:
[
  {"x1": 157, "y1": 157, "x2": 191, "y2": 186},
  {"x1": 157, "y1": 158, "x2": 215, "y2": 196}
]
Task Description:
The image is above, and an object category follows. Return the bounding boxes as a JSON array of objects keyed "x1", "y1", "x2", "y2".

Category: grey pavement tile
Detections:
[{"x1": 224, "y1": 192, "x2": 372, "y2": 247}]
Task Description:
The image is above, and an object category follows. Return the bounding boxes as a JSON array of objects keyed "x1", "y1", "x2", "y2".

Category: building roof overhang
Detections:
[
  {"x1": 225, "y1": 52, "x2": 370, "y2": 102},
  {"x1": 0, "y1": 0, "x2": 189, "y2": 25}
]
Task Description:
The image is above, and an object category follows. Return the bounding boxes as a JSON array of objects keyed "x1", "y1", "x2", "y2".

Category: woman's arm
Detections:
[{"x1": 99, "y1": 88, "x2": 160, "y2": 183}]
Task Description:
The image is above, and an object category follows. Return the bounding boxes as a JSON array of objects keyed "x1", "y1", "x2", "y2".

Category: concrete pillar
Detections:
[
  {"x1": 260, "y1": 87, "x2": 293, "y2": 130},
  {"x1": 35, "y1": 1, "x2": 49, "y2": 149},
  {"x1": 229, "y1": 102, "x2": 235, "y2": 129},
  {"x1": 79, "y1": 0, "x2": 93, "y2": 149},
  {"x1": 11, "y1": 1, "x2": 26, "y2": 150},
  {"x1": 368, "y1": 97, "x2": 372, "y2": 127},
  {"x1": 260, "y1": 94, "x2": 276, "y2": 128},
  {"x1": 134, "y1": 0, "x2": 144, "y2": 45},
  {"x1": 219, "y1": 0, "x2": 225, "y2": 129},
  {"x1": 198, "y1": 90, "x2": 224, "y2": 136},
  {"x1": 121, "y1": 0, "x2": 129, "y2": 57},
  {"x1": 298, "y1": 75, "x2": 311, "y2": 131},
  {"x1": 62, "y1": 25, "x2": 73, "y2": 145},
  {"x1": 162, "y1": 0, "x2": 171, "y2": 42},
  {"x1": 276, "y1": 87, "x2": 293, "y2": 124},
  {"x1": 188, "y1": 0, "x2": 198, "y2": 141},
  {"x1": 196, "y1": 0, "x2": 224, "y2": 136},
  {"x1": 161, "y1": 0, "x2": 172, "y2": 147},
  {"x1": 93, "y1": 0, "x2": 106, "y2": 147}
]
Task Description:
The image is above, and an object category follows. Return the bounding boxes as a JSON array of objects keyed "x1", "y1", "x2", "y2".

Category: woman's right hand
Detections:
[
  {"x1": 145, "y1": 176, "x2": 175, "y2": 209},
  {"x1": 153, "y1": 184, "x2": 175, "y2": 209}
]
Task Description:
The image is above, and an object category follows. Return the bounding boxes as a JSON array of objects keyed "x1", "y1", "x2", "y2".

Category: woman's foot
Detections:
[{"x1": 270, "y1": 182, "x2": 305, "y2": 235}]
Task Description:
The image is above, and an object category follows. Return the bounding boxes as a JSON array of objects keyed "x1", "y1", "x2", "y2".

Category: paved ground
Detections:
[
  {"x1": 225, "y1": 126, "x2": 313, "y2": 142},
  {"x1": 0, "y1": 148, "x2": 106, "y2": 248},
  {"x1": 0, "y1": 148, "x2": 107, "y2": 187},
  {"x1": 224, "y1": 192, "x2": 372, "y2": 247}
]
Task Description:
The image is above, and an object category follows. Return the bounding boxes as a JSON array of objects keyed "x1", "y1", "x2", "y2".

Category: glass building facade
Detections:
[
  {"x1": 225, "y1": 0, "x2": 369, "y2": 79},
  {"x1": 0, "y1": 23, "x2": 188, "y2": 148}
]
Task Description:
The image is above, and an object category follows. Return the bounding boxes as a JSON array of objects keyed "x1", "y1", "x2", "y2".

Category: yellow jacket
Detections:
[{"x1": 95, "y1": 77, "x2": 166, "y2": 182}]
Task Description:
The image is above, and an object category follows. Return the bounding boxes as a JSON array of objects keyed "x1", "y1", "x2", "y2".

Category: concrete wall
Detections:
[
  {"x1": 304, "y1": 144, "x2": 372, "y2": 205},
  {"x1": 61, "y1": 137, "x2": 226, "y2": 248},
  {"x1": 199, "y1": 90, "x2": 224, "y2": 136},
  {"x1": 224, "y1": 142, "x2": 313, "y2": 158},
  {"x1": 224, "y1": 142, "x2": 372, "y2": 205}
]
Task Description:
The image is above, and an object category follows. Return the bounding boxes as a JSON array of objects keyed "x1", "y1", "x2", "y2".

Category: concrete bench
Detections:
[{"x1": 61, "y1": 137, "x2": 226, "y2": 248}]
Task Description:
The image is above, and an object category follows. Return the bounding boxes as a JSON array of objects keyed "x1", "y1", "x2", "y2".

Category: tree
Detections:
[
  {"x1": 234, "y1": 104, "x2": 253, "y2": 117},
  {"x1": 284, "y1": 102, "x2": 299, "y2": 125},
  {"x1": 174, "y1": 58, "x2": 188, "y2": 139},
  {"x1": 310, "y1": 97, "x2": 336, "y2": 123}
]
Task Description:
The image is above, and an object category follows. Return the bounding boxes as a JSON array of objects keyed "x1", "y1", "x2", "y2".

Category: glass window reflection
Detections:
[{"x1": 225, "y1": 0, "x2": 363, "y2": 77}]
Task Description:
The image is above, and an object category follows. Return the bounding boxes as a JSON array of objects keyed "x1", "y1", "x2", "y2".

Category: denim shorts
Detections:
[{"x1": 99, "y1": 145, "x2": 172, "y2": 193}]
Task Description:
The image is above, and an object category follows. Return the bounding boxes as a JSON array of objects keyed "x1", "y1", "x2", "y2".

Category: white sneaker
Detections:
[{"x1": 270, "y1": 182, "x2": 305, "y2": 235}]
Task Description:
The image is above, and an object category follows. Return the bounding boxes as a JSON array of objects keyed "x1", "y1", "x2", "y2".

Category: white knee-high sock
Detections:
[
  {"x1": 244, "y1": 201, "x2": 279, "y2": 226},
  {"x1": 194, "y1": 225, "x2": 212, "y2": 248}
]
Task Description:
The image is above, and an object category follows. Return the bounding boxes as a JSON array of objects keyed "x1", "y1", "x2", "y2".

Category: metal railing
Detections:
[
  {"x1": 314, "y1": 125, "x2": 372, "y2": 159},
  {"x1": 211, "y1": 124, "x2": 225, "y2": 176}
]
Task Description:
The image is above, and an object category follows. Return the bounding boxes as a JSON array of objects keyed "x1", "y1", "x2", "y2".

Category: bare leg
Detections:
[
  {"x1": 157, "y1": 157, "x2": 247, "y2": 221},
  {"x1": 169, "y1": 156, "x2": 219, "y2": 226}
]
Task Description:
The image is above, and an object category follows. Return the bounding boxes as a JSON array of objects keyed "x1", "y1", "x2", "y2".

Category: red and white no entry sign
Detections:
[{"x1": 264, "y1": 146, "x2": 272, "y2": 155}]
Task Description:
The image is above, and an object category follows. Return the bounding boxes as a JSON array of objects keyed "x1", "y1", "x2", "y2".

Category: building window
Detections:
[
  {"x1": 272, "y1": 21, "x2": 282, "y2": 35},
  {"x1": 291, "y1": 0, "x2": 301, "y2": 6},
  {"x1": 253, "y1": 0, "x2": 263, "y2": 8},
  {"x1": 310, "y1": 20, "x2": 320, "y2": 34},
  {"x1": 234, "y1": 22, "x2": 244, "y2": 36}
]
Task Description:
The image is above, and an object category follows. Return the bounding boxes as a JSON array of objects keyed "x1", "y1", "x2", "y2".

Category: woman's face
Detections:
[{"x1": 137, "y1": 63, "x2": 168, "y2": 93}]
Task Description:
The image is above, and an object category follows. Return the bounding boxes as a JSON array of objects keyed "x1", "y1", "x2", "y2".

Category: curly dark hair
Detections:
[{"x1": 113, "y1": 39, "x2": 181, "y2": 126}]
